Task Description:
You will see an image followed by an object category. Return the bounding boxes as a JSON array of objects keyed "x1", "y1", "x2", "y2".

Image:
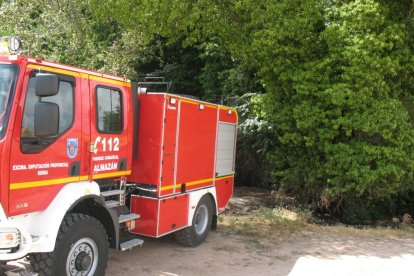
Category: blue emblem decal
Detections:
[{"x1": 67, "y1": 138, "x2": 78, "y2": 159}]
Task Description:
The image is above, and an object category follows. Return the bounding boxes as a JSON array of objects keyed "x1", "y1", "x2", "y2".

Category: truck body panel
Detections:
[{"x1": 129, "y1": 93, "x2": 237, "y2": 196}]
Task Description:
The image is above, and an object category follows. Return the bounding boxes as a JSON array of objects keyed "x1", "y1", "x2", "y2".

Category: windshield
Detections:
[{"x1": 0, "y1": 64, "x2": 18, "y2": 139}]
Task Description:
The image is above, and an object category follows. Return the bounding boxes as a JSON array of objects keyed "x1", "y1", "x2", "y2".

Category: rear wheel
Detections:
[
  {"x1": 30, "y1": 213, "x2": 108, "y2": 276},
  {"x1": 175, "y1": 195, "x2": 213, "y2": 247}
]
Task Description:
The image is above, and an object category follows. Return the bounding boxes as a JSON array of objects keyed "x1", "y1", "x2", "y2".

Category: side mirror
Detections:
[
  {"x1": 34, "y1": 102, "x2": 59, "y2": 137},
  {"x1": 35, "y1": 73, "x2": 59, "y2": 97}
]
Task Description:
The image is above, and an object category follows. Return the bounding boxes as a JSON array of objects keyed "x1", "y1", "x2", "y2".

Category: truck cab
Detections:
[{"x1": 0, "y1": 37, "x2": 237, "y2": 276}]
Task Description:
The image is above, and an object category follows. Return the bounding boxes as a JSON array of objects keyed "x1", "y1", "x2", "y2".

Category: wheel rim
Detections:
[
  {"x1": 195, "y1": 204, "x2": 208, "y2": 235},
  {"x1": 66, "y1": 237, "x2": 98, "y2": 276}
]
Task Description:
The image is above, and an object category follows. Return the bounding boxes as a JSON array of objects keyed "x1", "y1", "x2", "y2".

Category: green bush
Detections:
[{"x1": 233, "y1": 93, "x2": 276, "y2": 188}]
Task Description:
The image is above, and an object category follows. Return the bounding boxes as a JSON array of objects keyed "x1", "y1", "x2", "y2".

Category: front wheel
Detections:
[
  {"x1": 175, "y1": 195, "x2": 213, "y2": 247},
  {"x1": 30, "y1": 213, "x2": 108, "y2": 276}
]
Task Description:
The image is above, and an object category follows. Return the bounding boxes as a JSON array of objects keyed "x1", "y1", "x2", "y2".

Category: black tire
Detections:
[
  {"x1": 30, "y1": 213, "x2": 108, "y2": 276},
  {"x1": 175, "y1": 195, "x2": 213, "y2": 247}
]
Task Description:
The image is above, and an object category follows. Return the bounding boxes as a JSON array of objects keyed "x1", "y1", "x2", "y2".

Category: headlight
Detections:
[{"x1": 0, "y1": 229, "x2": 20, "y2": 248}]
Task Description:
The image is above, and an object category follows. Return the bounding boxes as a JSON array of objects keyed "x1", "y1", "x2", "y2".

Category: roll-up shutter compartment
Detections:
[{"x1": 215, "y1": 123, "x2": 236, "y2": 177}]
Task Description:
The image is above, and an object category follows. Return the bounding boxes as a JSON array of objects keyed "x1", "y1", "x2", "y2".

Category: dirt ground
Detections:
[
  {"x1": 104, "y1": 230, "x2": 414, "y2": 276},
  {"x1": 3, "y1": 187, "x2": 414, "y2": 275}
]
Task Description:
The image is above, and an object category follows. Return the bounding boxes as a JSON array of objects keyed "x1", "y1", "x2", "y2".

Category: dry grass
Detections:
[
  {"x1": 323, "y1": 223, "x2": 414, "y2": 239},
  {"x1": 219, "y1": 207, "x2": 316, "y2": 239},
  {"x1": 222, "y1": 187, "x2": 414, "y2": 243},
  {"x1": 219, "y1": 206, "x2": 414, "y2": 240}
]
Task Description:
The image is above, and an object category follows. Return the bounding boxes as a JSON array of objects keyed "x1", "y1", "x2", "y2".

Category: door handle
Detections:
[{"x1": 69, "y1": 161, "x2": 80, "y2": 176}]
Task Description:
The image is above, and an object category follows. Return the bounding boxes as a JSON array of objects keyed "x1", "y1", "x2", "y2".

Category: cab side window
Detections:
[
  {"x1": 96, "y1": 87, "x2": 122, "y2": 133},
  {"x1": 21, "y1": 75, "x2": 74, "y2": 153}
]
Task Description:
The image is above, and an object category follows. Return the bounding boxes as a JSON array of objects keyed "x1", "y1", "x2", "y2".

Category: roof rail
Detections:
[
  {"x1": 137, "y1": 76, "x2": 172, "y2": 93},
  {"x1": 144, "y1": 77, "x2": 164, "y2": 82}
]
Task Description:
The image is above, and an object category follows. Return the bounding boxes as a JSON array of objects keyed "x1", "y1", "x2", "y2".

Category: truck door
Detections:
[
  {"x1": 9, "y1": 67, "x2": 82, "y2": 216},
  {"x1": 89, "y1": 80, "x2": 131, "y2": 181}
]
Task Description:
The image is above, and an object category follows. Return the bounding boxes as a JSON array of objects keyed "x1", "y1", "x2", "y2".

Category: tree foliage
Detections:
[
  {"x1": 96, "y1": 0, "x2": 414, "y2": 219},
  {"x1": 0, "y1": 0, "x2": 150, "y2": 79}
]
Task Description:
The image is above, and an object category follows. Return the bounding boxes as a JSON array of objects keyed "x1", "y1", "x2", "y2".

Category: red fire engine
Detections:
[{"x1": 0, "y1": 37, "x2": 237, "y2": 275}]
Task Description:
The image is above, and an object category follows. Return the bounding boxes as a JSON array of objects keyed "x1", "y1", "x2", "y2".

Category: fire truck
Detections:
[{"x1": 0, "y1": 37, "x2": 237, "y2": 275}]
